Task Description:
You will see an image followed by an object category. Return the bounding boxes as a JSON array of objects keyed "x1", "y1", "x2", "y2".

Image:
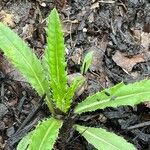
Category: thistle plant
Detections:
[{"x1": 0, "y1": 8, "x2": 150, "y2": 150}]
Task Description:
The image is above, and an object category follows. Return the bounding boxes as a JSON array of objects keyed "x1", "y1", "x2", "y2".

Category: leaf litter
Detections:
[{"x1": 0, "y1": 0, "x2": 150, "y2": 150}]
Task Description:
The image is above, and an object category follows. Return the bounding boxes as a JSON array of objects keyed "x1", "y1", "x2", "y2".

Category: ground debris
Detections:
[
  {"x1": 112, "y1": 50, "x2": 145, "y2": 72},
  {"x1": 0, "y1": 104, "x2": 8, "y2": 119},
  {"x1": 0, "y1": 10, "x2": 15, "y2": 27},
  {"x1": 0, "y1": 0, "x2": 150, "y2": 150}
]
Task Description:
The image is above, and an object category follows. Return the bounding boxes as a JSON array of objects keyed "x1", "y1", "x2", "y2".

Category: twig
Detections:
[
  {"x1": 127, "y1": 121, "x2": 150, "y2": 130},
  {"x1": 99, "y1": 0, "x2": 115, "y2": 4},
  {"x1": 16, "y1": 94, "x2": 46, "y2": 132},
  {"x1": 69, "y1": 127, "x2": 89, "y2": 145},
  {"x1": 8, "y1": 116, "x2": 41, "y2": 147}
]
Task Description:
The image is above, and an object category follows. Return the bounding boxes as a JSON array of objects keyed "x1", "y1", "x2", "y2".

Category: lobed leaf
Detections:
[
  {"x1": 45, "y1": 8, "x2": 68, "y2": 112},
  {"x1": 74, "y1": 80, "x2": 150, "y2": 114},
  {"x1": 75, "y1": 125, "x2": 136, "y2": 150},
  {"x1": 0, "y1": 22, "x2": 49, "y2": 96},
  {"x1": 28, "y1": 118, "x2": 63, "y2": 150},
  {"x1": 81, "y1": 51, "x2": 94, "y2": 75}
]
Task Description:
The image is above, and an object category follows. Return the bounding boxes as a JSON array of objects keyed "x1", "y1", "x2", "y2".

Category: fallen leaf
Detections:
[
  {"x1": 0, "y1": 10, "x2": 15, "y2": 27},
  {"x1": 88, "y1": 37, "x2": 108, "y2": 72},
  {"x1": 112, "y1": 51, "x2": 145, "y2": 72},
  {"x1": 90, "y1": 2, "x2": 99, "y2": 9},
  {"x1": 141, "y1": 32, "x2": 150, "y2": 60},
  {"x1": 63, "y1": 20, "x2": 79, "y2": 37},
  {"x1": 141, "y1": 32, "x2": 150, "y2": 50},
  {"x1": 70, "y1": 48, "x2": 83, "y2": 65},
  {"x1": 131, "y1": 29, "x2": 141, "y2": 42},
  {"x1": 0, "y1": 55, "x2": 31, "y2": 90},
  {"x1": 0, "y1": 104, "x2": 8, "y2": 119},
  {"x1": 0, "y1": 56, "x2": 25, "y2": 82},
  {"x1": 88, "y1": 12, "x2": 94, "y2": 23},
  {"x1": 22, "y1": 24, "x2": 34, "y2": 39},
  {"x1": 132, "y1": 30, "x2": 150, "y2": 59}
]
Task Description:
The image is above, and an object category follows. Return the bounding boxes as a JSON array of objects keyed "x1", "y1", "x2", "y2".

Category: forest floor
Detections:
[{"x1": 0, "y1": 0, "x2": 150, "y2": 150}]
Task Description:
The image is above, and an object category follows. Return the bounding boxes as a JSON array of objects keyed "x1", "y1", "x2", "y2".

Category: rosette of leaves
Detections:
[{"x1": 0, "y1": 8, "x2": 150, "y2": 150}]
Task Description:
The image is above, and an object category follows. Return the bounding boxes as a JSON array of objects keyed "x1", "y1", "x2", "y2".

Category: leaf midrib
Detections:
[
  {"x1": 53, "y1": 17, "x2": 62, "y2": 109},
  {"x1": 79, "y1": 127, "x2": 120, "y2": 150},
  {"x1": 48, "y1": 14, "x2": 64, "y2": 110},
  {"x1": 75, "y1": 91, "x2": 150, "y2": 113},
  {"x1": 38, "y1": 121, "x2": 55, "y2": 150}
]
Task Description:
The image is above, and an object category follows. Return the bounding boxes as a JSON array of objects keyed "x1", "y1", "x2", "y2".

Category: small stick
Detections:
[
  {"x1": 82, "y1": 62, "x2": 87, "y2": 75},
  {"x1": 69, "y1": 127, "x2": 89, "y2": 145},
  {"x1": 127, "y1": 121, "x2": 150, "y2": 130},
  {"x1": 99, "y1": 0, "x2": 115, "y2": 4},
  {"x1": 8, "y1": 116, "x2": 41, "y2": 147},
  {"x1": 16, "y1": 94, "x2": 46, "y2": 133}
]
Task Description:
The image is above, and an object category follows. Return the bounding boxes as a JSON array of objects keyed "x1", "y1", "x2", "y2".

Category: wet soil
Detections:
[{"x1": 0, "y1": 0, "x2": 150, "y2": 150}]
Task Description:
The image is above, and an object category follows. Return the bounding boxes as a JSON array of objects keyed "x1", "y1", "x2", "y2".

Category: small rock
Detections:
[
  {"x1": 83, "y1": 28, "x2": 87, "y2": 32},
  {"x1": 40, "y1": 2, "x2": 46, "y2": 7}
]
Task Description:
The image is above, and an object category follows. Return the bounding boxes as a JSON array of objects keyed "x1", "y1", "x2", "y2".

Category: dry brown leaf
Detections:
[
  {"x1": 141, "y1": 32, "x2": 150, "y2": 60},
  {"x1": 88, "y1": 46, "x2": 104, "y2": 72},
  {"x1": 89, "y1": 37, "x2": 108, "y2": 72},
  {"x1": 63, "y1": 20, "x2": 79, "y2": 37},
  {"x1": 90, "y1": 2, "x2": 99, "y2": 9},
  {"x1": 141, "y1": 32, "x2": 150, "y2": 50},
  {"x1": 22, "y1": 24, "x2": 34, "y2": 39},
  {"x1": 88, "y1": 12, "x2": 94, "y2": 23},
  {"x1": 70, "y1": 48, "x2": 83, "y2": 65},
  {"x1": 0, "y1": 55, "x2": 31, "y2": 91},
  {"x1": 0, "y1": 10, "x2": 15, "y2": 27},
  {"x1": 0, "y1": 56, "x2": 26, "y2": 82},
  {"x1": 112, "y1": 51, "x2": 145, "y2": 72},
  {"x1": 131, "y1": 29, "x2": 141, "y2": 42}
]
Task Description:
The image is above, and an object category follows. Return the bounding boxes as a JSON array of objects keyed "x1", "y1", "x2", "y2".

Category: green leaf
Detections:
[
  {"x1": 75, "y1": 125, "x2": 136, "y2": 150},
  {"x1": 75, "y1": 80, "x2": 150, "y2": 114},
  {"x1": 45, "y1": 8, "x2": 68, "y2": 112},
  {"x1": 81, "y1": 51, "x2": 93, "y2": 75},
  {"x1": 17, "y1": 131, "x2": 33, "y2": 150},
  {"x1": 42, "y1": 47, "x2": 50, "y2": 82},
  {"x1": 0, "y1": 22, "x2": 49, "y2": 96},
  {"x1": 63, "y1": 76, "x2": 85, "y2": 112},
  {"x1": 28, "y1": 118, "x2": 63, "y2": 150}
]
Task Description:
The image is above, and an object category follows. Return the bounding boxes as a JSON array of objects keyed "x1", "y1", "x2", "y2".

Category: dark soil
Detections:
[{"x1": 0, "y1": 0, "x2": 150, "y2": 150}]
